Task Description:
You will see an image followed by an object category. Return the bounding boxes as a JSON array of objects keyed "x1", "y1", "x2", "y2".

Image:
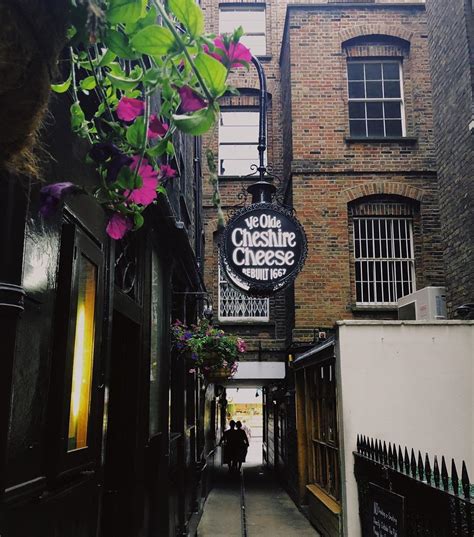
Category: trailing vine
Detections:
[{"x1": 42, "y1": 0, "x2": 251, "y2": 239}]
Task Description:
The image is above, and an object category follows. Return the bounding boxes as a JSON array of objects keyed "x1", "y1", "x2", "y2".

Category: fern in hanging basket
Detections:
[{"x1": 171, "y1": 319, "x2": 245, "y2": 380}]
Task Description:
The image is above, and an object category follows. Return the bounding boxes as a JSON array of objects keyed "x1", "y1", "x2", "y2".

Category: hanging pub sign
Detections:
[{"x1": 220, "y1": 202, "x2": 307, "y2": 296}]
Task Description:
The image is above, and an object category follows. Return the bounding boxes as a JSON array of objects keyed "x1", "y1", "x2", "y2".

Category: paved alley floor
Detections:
[{"x1": 197, "y1": 458, "x2": 320, "y2": 537}]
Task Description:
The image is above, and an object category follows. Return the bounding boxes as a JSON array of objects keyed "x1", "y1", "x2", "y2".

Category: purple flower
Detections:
[
  {"x1": 177, "y1": 86, "x2": 207, "y2": 113},
  {"x1": 205, "y1": 36, "x2": 252, "y2": 69},
  {"x1": 148, "y1": 115, "x2": 169, "y2": 139},
  {"x1": 39, "y1": 182, "x2": 79, "y2": 217},
  {"x1": 191, "y1": 353, "x2": 198, "y2": 361},
  {"x1": 159, "y1": 164, "x2": 177, "y2": 179},
  {"x1": 89, "y1": 142, "x2": 121, "y2": 163},
  {"x1": 107, "y1": 153, "x2": 134, "y2": 183},
  {"x1": 89, "y1": 143, "x2": 133, "y2": 183}
]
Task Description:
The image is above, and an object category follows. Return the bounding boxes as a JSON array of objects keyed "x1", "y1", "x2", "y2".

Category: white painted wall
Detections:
[{"x1": 336, "y1": 321, "x2": 474, "y2": 537}]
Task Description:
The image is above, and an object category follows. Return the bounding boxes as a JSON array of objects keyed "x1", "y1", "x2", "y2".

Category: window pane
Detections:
[
  {"x1": 241, "y1": 34, "x2": 266, "y2": 56},
  {"x1": 220, "y1": 9, "x2": 265, "y2": 34},
  {"x1": 221, "y1": 111, "x2": 259, "y2": 126},
  {"x1": 384, "y1": 81, "x2": 401, "y2": 98},
  {"x1": 385, "y1": 120, "x2": 403, "y2": 137},
  {"x1": 350, "y1": 120, "x2": 366, "y2": 137},
  {"x1": 368, "y1": 120, "x2": 384, "y2": 137},
  {"x1": 149, "y1": 251, "x2": 164, "y2": 437},
  {"x1": 68, "y1": 255, "x2": 97, "y2": 451},
  {"x1": 366, "y1": 102, "x2": 383, "y2": 119},
  {"x1": 349, "y1": 82, "x2": 365, "y2": 98},
  {"x1": 366, "y1": 81, "x2": 383, "y2": 98},
  {"x1": 383, "y1": 62, "x2": 400, "y2": 80},
  {"x1": 349, "y1": 102, "x2": 365, "y2": 119},
  {"x1": 347, "y1": 63, "x2": 364, "y2": 81},
  {"x1": 384, "y1": 101, "x2": 401, "y2": 119},
  {"x1": 365, "y1": 63, "x2": 382, "y2": 80}
]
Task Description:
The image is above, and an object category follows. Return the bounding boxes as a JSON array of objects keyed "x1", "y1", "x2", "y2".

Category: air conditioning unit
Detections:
[{"x1": 398, "y1": 287, "x2": 447, "y2": 321}]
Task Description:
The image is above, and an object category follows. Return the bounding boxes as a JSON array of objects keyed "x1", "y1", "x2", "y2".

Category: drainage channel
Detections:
[{"x1": 240, "y1": 469, "x2": 248, "y2": 537}]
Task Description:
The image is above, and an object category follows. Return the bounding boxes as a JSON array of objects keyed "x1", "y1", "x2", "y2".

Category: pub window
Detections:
[
  {"x1": 353, "y1": 215, "x2": 415, "y2": 305},
  {"x1": 218, "y1": 265, "x2": 269, "y2": 322},
  {"x1": 149, "y1": 249, "x2": 165, "y2": 437},
  {"x1": 52, "y1": 222, "x2": 104, "y2": 469},
  {"x1": 219, "y1": 6, "x2": 266, "y2": 56},
  {"x1": 307, "y1": 361, "x2": 340, "y2": 501},
  {"x1": 219, "y1": 109, "x2": 264, "y2": 176},
  {"x1": 347, "y1": 60, "x2": 405, "y2": 138}
]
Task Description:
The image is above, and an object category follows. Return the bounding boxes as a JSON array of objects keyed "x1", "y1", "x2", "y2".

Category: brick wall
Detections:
[
  {"x1": 200, "y1": 0, "x2": 441, "y2": 351},
  {"x1": 281, "y1": 4, "x2": 443, "y2": 341},
  {"x1": 425, "y1": 0, "x2": 474, "y2": 314}
]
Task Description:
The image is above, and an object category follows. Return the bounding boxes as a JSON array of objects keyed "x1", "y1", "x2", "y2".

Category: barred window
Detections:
[
  {"x1": 354, "y1": 217, "x2": 415, "y2": 305},
  {"x1": 218, "y1": 266, "x2": 269, "y2": 322},
  {"x1": 219, "y1": 6, "x2": 266, "y2": 56},
  {"x1": 348, "y1": 60, "x2": 405, "y2": 138}
]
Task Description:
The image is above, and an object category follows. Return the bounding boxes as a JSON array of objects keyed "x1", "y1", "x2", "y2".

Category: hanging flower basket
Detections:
[{"x1": 172, "y1": 319, "x2": 245, "y2": 381}]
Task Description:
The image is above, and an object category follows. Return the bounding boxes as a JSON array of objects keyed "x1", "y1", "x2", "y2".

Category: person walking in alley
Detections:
[
  {"x1": 235, "y1": 421, "x2": 249, "y2": 472},
  {"x1": 220, "y1": 420, "x2": 238, "y2": 473}
]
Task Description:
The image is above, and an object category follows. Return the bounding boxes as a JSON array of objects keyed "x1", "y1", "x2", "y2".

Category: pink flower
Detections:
[
  {"x1": 159, "y1": 164, "x2": 176, "y2": 179},
  {"x1": 177, "y1": 86, "x2": 207, "y2": 113},
  {"x1": 125, "y1": 156, "x2": 159, "y2": 206},
  {"x1": 189, "y1": 368, "x2": 196, "y2": 374},
  {"x1": 237, "y1": 338, "x2": 246, "y2": 353},
  {"x1": 106, "y1": 213, "x2": 133, "y2": 240},
  {"x1": 148, "y1": 115, "x2": 169, "y2": 139},
  {"x1": 116, "y1": 97, "x2": 144, "y2": 122},
  {"x1": 208, "y1": 36, "x2": 252, "y2": 68}
]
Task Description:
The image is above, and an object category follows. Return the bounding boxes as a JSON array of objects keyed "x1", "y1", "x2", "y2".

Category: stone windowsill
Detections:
[
  {"x1": 352, "y1": 304, "x2": 398, "y2": 312},
  {"x1": 345, "y1": 136, "x2": 418, "y2": 144}
]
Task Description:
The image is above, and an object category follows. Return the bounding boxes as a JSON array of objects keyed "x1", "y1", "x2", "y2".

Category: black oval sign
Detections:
[{"x1": 220, "y1": 203, "x2": 307, "y2": 296}]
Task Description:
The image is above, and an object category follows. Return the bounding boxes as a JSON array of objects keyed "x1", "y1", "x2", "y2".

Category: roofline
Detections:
[{"x1": 279, "y1": 2, "x2": 426, "y2": 66}]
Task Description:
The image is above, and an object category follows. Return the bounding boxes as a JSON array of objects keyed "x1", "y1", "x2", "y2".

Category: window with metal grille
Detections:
[
  {"x1": 219, "y1": 109, "x2": 264, "y2": 176},
  {"x1": 354, "y1": 217, "x2": 415, "y2": 305},
  {"x1": 218, "y1": 266, "x2": 269, "y2": 321},
  {"x1": 348, "y1": 60, "x2": 405, "y2": 138},
  {"x1": 219, "y1": 6, "x2": 266, "y2": 56}
]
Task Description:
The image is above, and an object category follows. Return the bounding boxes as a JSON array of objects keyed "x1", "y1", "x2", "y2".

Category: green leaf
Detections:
[
  {"x1": 168, "y1": 0, "x2": 204, "y2": 38},
  {"x1": 134, "y1": 212, "x2": 145, "y2": 230},
  {"x1": 98, "y1": 49, "x2": 117, "y2": 67},
  {"x1": 126, "y1": 116, "x2": 147, "y2": 148},
  {"x1": 147, "y1": 138, "x2": 168, "y2": 158},
  {"x1": 142, "y1": 68, "x2": 162, "y2": 87},
  {"x1": 130, "y1": 25, "x2": 175, "y2": 57},
  {"x1": 107, "y1": 0, "x2": 146, "y2": 24},
  {"x1": 51, "y1": 74, "x2": 72, "y2": 93},
  {"x1": 70, "y1": 101, "x2": 86, "y2": 132},
  {"x1": 107, "y1": 67, "x2": 143, "y2": 91},
  {"x1": 80, "y1": 76, "x2": 97, "y2": 91},
  {"x1": 116, "y1": 166, "x2": 137, "y2": 190},
  {"x1": 193, "y1": 53, "x2": 227, "y2": 98},
  {"x1": 173, "y1": 106, "x2": 217, "y2": 135},
  {"x1": 104, "y1": 29, "x2": 138, "y2": 59},
  {"x1": 125, "y1": 5, "x2": 157, "y2": 34}
]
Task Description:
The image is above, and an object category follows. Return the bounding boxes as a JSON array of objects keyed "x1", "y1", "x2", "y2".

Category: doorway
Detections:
[
  {"x1": 225, "y1": 387, "x2": 263, "y2": 464},
  {"x1": 101, "y1": 309, "x2": 142, "y2": 537}
]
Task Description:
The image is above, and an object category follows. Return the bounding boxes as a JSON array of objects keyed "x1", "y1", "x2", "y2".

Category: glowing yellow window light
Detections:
[{"x1": 68, "y1": 256, "x2": 97, "y2": 451}]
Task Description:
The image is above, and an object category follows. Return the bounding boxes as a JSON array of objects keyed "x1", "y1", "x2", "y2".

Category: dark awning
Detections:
[{"x1": 292, "y1": 336, "x2": 335, "y2": 370}]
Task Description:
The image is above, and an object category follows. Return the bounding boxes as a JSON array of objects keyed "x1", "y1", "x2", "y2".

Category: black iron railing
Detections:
[{"x1": 354, "y1": 435, "x2": 474, "y2": 536}]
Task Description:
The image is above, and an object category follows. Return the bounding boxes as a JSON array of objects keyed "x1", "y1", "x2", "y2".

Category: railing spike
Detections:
[
  {"x1": 441, "y1": 456, "x2": 449, "y2": 491},
  {"x1": 461, "y1": 461, "x2": 471, "y2": 499},
  {"x1": 375, "y1": 439, "x2": 380, "y2": 462},
  {"x1": 398, "y1": 446, "x2": 404, "y2": 473},
  {"x1": 451, "y1": 459, "x2": 459, "y2": 495},
  {"x1": 391, "y1": 444, "x2": 397, "y2": 471},
  {"x1": 433, "y1": 455, "x2": 440, "y2": 488},
  {"x1": 418, "y1": 451, "x2": 424, "y2": 481},
  {"x1": 410, "y1": 448, "x2": 417, "y2": 478},
  {"x1": 370, "y1": 438, "x2": 375, "y2": 460},
  {"x1": 425, "y1": 453, "x2": 432, "y2": 485},
  {"x1": 357, "y1": 434, "x2": 361, "y2": 452},
  {"x1": 388, "y1": 443, "x2": 393, "y2": 468},
  {"x1": 404, "y1": 447, "x2": 410, "y2": 474},
  {"x1": 383, "y1": 441, "x2": 388, "y2": 464}
]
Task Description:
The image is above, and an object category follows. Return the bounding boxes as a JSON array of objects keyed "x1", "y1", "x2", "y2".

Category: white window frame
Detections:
[
  {"x1": 218, "y1": 265, "x2": 269, "y2": 322},
  {"x1": 219, "y1": 108, "x2": 264, "y2": 177},
  {"x1": 347, "y1": 59, "x2": 406, "y2": 138},
  {"x1": 219, "y1": 5, "x2": 266, "y2": 56},
  {"x1": 353, "y1": 217, "x2": 416, "y2": 305}
]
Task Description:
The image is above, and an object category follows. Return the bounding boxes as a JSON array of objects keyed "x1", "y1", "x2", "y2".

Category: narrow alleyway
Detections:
[{"x1": 197, "y1": 438, "x2": 320, "y2": 537}]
